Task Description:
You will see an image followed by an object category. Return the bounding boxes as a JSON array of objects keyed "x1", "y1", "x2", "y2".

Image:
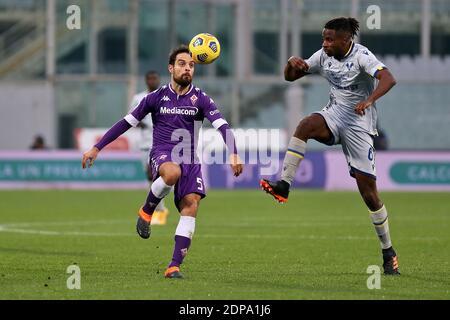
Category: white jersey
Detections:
[
  {"x1": 129, "y1": 90, "x2": 153, "y2": 150},
  {"x1": 305, "y1": 43, "x2": 386, "y2": 135}
]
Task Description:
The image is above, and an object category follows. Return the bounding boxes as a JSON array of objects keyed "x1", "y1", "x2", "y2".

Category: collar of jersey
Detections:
[
  {"x1": 342, "y1": 41, "x2": 355, "y2": 59},
  {"x1": 168, "y1": 83, "x2": 194, "y2": 97}
]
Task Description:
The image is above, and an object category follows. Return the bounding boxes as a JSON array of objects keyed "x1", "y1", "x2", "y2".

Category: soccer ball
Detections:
[{"x1": 188, "y1": 33, "x2": 221, "y2": 64}]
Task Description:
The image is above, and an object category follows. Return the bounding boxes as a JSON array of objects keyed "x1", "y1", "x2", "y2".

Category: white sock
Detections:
[
  {"x1": 369, "y1": 205, "x2": 392, "y2": 249},
  {"x1": 281, "y1": 137, "x2": 307, "y2": 185},
  {"x1": 175, "y1": 216, "x2": 196, "y2": 239},
  {"x1": 151, "y1": 177, "x2": 172, "y2": 199}
]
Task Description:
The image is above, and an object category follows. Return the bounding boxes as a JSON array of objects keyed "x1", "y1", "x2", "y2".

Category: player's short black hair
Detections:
[
  {"x1": 145, "y1": 70, "x2": 159, "y2": 78},
  {"x1": 324, "y1": 17, "x2": 359, "y2": 38},
  {"x1": 168, "y1": 45, "x2": 190, "y2": 65}
]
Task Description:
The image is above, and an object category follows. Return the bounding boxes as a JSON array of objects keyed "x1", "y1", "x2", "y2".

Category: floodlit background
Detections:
[{"x1": 0, "y1": 0, "x2": 449, "y2": 151}]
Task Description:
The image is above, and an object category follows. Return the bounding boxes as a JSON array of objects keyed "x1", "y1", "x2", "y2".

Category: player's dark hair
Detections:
[
  {"x1": 324, "y1": 17, "x2": 359, "y2": 38},
  {"x1": 168, "y1": 45, "x2": 190, "y2": 65}
]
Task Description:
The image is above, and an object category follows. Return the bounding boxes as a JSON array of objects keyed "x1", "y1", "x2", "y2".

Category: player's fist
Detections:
[
  {"x1": 355, "y1": 99, "x2": 374, "y2": 116},
  {"x1": 229, "y1": 154, "x2": 243, "y2": 177},
  {"x1": 287, "y1": 56, "x2": 309, "y2": 72},
  {"x1": 82, "y1": 147, "x2": 99, "y2": 169}
]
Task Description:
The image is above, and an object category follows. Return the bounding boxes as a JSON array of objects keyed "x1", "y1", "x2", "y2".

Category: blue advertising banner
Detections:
[{"x1": 203, "y1": 151, "x2": 326, "y2": 189}]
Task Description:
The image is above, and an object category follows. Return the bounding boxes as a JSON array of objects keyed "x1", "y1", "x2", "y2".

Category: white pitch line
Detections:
[
  {"x1": 1, "y1": 220, "x2": 370, "y2": 231},
  {"x1": 0, "y1": 227, "x2": 133, "y2": 237},
  {"x1": 0, "y1": 227, "x2": 369, "y2": 240},
  {"x1": 1, "y1": 219, "x2": 130, "y2": 228},
  {"x1": 0, "y1": 225, "x2": 444, "y2": 242},
  {"x1": 0, "y1": 220, "x2": 445, "y2": 242}
]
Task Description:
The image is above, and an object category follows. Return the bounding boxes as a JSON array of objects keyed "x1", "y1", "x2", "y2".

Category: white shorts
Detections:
[{"x1": 314, "y1": 110, "x2": 377, "y2": 180}]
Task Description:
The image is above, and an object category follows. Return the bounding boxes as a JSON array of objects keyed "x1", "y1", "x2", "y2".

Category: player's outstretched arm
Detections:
[
  {"x1": 81, "y1": 119, "x2": 132, "y2": 169},
  {"x1": 284, "y1": 56, "x2": 309, "y2": 82},
  {"x1": 355, "y1": 69, "x2": 397, "y2": 115}
]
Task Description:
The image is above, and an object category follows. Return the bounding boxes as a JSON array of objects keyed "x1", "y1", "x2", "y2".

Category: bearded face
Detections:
[{"x1": 169, "y1": 52, "x2": 195, "y2": 87}]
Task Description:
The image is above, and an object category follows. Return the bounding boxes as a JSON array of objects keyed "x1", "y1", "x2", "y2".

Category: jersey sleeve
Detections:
[
  {"x1": 358, "y1": 48, "x2": 386, "y2": 78},
  {"x1": 200, "y1": 91, "x2": 228, "y2": 129},
  {"x1": 305, "y1": 49, "x2": 323, "y2": 74},
  {"x1": 124, "y1": 92, "x2": 157, "y2": 127}
]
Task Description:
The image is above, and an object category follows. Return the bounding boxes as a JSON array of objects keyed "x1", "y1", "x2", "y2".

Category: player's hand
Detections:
[
  {"x1": 82, "y1": 147, "x2": 99, "y2": 169},
  {"x1": 355, "y1": 99, "x2": 374, "y2": 116},
  {"x1": 287, "y1": 56, "x2": 309, "y2": 72},
  {"x1": 229, "y1": 154, "x2": 243, "y2": 177}
]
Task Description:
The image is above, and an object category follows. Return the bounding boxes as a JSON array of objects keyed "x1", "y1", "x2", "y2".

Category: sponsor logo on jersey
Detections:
[
  {"x1": 160, "y1": 106, "x2": 199, "y2": 116},
  {"x1": 209, "y1": 109, "x2": 220, "y2": 116},
  {"x1": 161, "y1": 95, "x2": 171, "y2": 102},
  {"x1": 345, "y1": 62, "x2": 354, "y2": 71}
]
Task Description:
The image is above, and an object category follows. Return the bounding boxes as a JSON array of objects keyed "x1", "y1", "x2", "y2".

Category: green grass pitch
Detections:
[{"x1": 0, "y1": 190, "x2": 449, "y2": 300}]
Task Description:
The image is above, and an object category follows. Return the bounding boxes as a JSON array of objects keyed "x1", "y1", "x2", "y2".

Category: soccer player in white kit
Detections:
[
  {"x1": 260, "y1": 17, "x2": 400, "y2": 275},
  {"x1": 129, "y1": 71, "x2": 169, "y2": 225}
]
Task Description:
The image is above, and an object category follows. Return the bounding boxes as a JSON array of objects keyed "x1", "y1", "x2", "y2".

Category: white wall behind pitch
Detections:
[{"x1": 0, "y1": 81, "x2": 56, "y2": 150}]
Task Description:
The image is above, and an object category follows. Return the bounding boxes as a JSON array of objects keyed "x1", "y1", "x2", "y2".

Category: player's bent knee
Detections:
[
  {"x1": 181, "y1": 206, "x2": 198, "y2": 217},
  {"x1": 184, "y1": 199, "x2": 199, "y2": 212},
  {"x1": 180, "y1": 194, "x2": 201, "y2": 216},
  {"x1": 295, "y1": 115, "x2": 320, "y2": 140},
  {"x1": 162, "y1": 172, "x2": 180, "y2": 186},
  {"x1": 159, "y1": 163, "x2": 181, "y2": 185}
]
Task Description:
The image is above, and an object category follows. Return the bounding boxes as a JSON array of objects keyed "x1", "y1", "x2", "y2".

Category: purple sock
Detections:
[
  {"x1": 142, "y1": 189, "x2": 162, "y2": 214},
  {"x1": 169, "y1": 235, "x2": 191, "y2": 267}
]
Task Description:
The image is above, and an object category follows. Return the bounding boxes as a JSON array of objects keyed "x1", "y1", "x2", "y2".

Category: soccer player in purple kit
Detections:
[{"x1": 82, "y1": 46, "x2": 243, "y2": 279}]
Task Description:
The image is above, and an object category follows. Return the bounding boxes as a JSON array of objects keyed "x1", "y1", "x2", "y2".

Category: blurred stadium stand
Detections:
[{"x1": 0, "y1": 0, "x2": 449, "y2": 150}]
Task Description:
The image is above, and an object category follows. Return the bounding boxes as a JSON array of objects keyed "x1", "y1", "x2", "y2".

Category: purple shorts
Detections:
[{"x1": 149, "y1": 150, "x2": 206, "y2": 212}]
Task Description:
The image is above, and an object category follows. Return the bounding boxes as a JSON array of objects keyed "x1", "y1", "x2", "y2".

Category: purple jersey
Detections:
[{"x1": 124, "y1": 83, "x2": 227, "y2": 158}]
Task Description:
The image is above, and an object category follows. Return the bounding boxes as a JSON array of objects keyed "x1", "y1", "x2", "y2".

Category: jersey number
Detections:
[
  {"x1": 368, "y1": 147, "x2": 374, "y2": 161},
  {"x1": 196, "y1": 177, "x2": 204, "y2": 191}
]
